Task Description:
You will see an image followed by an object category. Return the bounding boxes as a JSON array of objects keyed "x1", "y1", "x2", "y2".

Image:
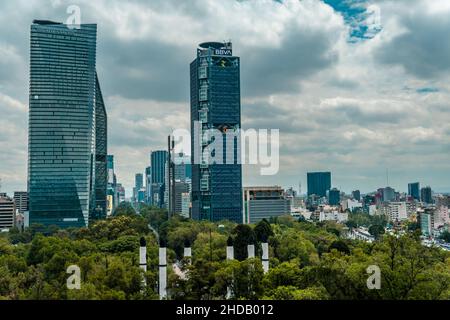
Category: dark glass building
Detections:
[
  {"x1": 28, "y1": 21, "x2": 107, "y2": 228},
  {"x1": 408, "y1": 182, "x2": 420, "y2": 201},
  {"x1": 307, "y1": 172, "x2": 331, "y2": 197},
  {"x1": 328, "y1": 188, "x2": 341, "y2": 206},
  {"x1": 190, "y1": 42, "x2": 243, "y2": 223},
  {"x1": 352, "y1": 190, "x2": 361, "y2": 201},
  {"x1": 421, "y1": 186, "x2": 433, "y2": 204},
  {"x1": 151, "y1": 150, "x2": 168, "y2": 208}
]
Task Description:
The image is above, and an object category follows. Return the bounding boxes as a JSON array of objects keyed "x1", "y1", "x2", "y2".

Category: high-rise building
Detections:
[
  {"x1": 352, "y1": 190, "x2": 361, "y2": 201},
  {"x1": 151, "y1": 150, "x2": 168, "y2": 208},
  {"x1": 28, "y1": 20, "x2": 107, "y2": 228},
  {"x1": 421, "y1": 186, "x2": 433, "y2": 204},
  {"x1": 145, "y1": 166, "x2": 152, "y2": 204},
  {"x1": 243, "y1": 186, "x2": 291, "y2": 224},
  {"x1": 13, "y1": 192, "x2": 29, "y2": 214},
  {"x1": 307, "y1": 172, "x2": 331, "y2": 197},
  {"x1": 328, "y1": 188, "x2": 341, "y2": 206},
  {"x1": 408, "y1": 182, "x2": 420, "y2": 201},
  {"x1": 106, "y1": 155, "x2": 117, "y2": 215},
  {"x1": 190, "y1": 42, "x2": 243, "y2": 223},
  {"x1": 0, "y1": 195, "x2": 15, "y2": 229}
]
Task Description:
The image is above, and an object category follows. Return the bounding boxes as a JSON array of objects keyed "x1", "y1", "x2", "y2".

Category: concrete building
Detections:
[
  {"x1": 0, "y1": 195, "x2": 15, "y2": 229},
  {"x1": 13, "y1": 191, "x2": 28, "y2": 214},
  {"x1": 243, "y1": 186, "x2": 291, "y2": 224},
  {"x1": 317, "y1": 205, "x2": 348, "y2": 223},
  {"x1": 386, "y1": 202, "x2": 408, "y2": 221}
]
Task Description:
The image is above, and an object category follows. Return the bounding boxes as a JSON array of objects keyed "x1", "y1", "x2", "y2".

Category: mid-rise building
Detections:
[
  {"x1": 0, "y1": 195, "x2": 15, "y2": 229},
  {"x1": 352, "y1": 190, "x2": 361, "y2": 201},
  {"x1": 328, "y1": 188, "x2": 340, "y2": 206},
  {"x1": 28, "y1": 20, "x2": 107, "y2": 228},
  {"x1": 386, "y1": 202, "x2": 408, "y2": 221},
  {"x1": 243, "y1": 186, "x2": 291, "y2": 224},
  {"x1": 13, "y1": 191, "x2": 28, "y2": 214}
]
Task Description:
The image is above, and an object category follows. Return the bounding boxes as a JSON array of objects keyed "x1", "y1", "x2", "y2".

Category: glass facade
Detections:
[
  {"x1": 28, "y1": 21, "x2": 106, "y2": 228},
  {"x1": 151, "y1": 150, "x2": 168, "y2": 208},
  {"x1": 190, "y1": 42, "x2": 243, "y2": 223},
  {"x1": 307, "y1": 172, "x2": 331, "y2": 197}
]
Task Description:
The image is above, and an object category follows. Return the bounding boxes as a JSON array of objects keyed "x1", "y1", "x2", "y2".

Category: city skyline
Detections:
[{"x1": 1, "y1": 0, "x2": 450, "y2": 197}]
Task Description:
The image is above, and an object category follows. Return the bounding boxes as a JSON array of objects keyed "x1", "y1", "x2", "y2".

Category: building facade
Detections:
[
  {"x1": 307, "y1": 172, "x2": 331, "y2": 197},
  {"x1": 408, "y1": 182, "x2": 420, "y2": 201},
  {"x1": 28, "y1": 21, "x2": 107, "y2": 228},
  {"x1": 151, "y1": 150, "x2": 168, "y2": 208},
  {"x1": 243, "y1": 186, "x2": 291, "y2": 224},
  {"x1": 0, "y1": 195, "x2": 15, "y2": 229},
  {"x1": 190, "y1": 42, "x2": 243, "y2": 223},
  {"x1": 13, "y1": 191, "x2": 29, "y2": 214}
]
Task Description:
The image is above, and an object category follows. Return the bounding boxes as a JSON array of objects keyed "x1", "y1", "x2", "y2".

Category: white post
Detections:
[
  {"x1": 226, "y1": 241, "x2": 234, "y2": 299},
  {"x1": 247, "y1": 244, "x2": 255, "y2": 259},
  {"x1": 139, "y1": 237, "x2": 147, "y2": 287},
  {"x1": 226, "y1": 246, "x2": 234, "y2": 260},
  {"x1": 159, "y1": 247, "x2": 167, "y2": 300},
  {"x1": 261, "y1": 242, "x2": 269, "y2": 274},
  {"x1": 184, "y1": 247, "x2": 192, "y2": 261}
]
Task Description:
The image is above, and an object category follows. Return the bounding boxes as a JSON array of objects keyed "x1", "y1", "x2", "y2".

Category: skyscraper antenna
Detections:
[{"x1": 386, "y1": 168, "x2": 389, "y2": 187}]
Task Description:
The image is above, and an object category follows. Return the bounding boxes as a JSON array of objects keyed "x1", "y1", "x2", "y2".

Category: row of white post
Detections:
[{"x1": 139, "y1": 239, "x2": 269, "y2": 300}]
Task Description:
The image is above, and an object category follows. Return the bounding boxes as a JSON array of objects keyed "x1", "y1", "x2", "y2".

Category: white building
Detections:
[
  {"x1": 342, "y1": 199, "x2": 362, "y2": 212},
  {"x1": 318, "y1": 205, "x2": 348, "y2": 223},
  {"x1": 387, "y1": 202, "x2": 408, "y2": 221}
]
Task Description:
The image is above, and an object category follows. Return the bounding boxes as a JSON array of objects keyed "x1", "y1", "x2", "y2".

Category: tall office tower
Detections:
[
  {"x1": 28, "y1": 21, "x2": 107, "y2": 228},
  {"x1": 352, "y1": 190, "x2": 361, "y2": 201},
  {"x1": 190, "y1": 42, "x2": 243, "y2": 223},
  {"x1": 145, "y1": 166, "x2": 152, "y2": 204},
  {"x1": 13, "y1": 192, "x2": 29, "y2": 214},
  {"x1": 408, "y1": 182, "x2": 420, "y2": 201},
  {"x1": 328, "y1": 188, "x2": 341, "y2": 206},
  {"x1": 0, "y1": 195, "x2": 15, "y2": 229},
  {"x1": 151, "y1": 150, "x2": 168, "y2": 208},
  {"x1": 307, "y1": 172, "x2": 331, "y2": 197},
  {"x1": 421, "y1": 186, "x2": 433, "y2": 204}
]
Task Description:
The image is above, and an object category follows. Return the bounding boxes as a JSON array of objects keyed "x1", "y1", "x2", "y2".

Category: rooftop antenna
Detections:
[{"x1": 386, "y1": 168, "x2": 389, "y2": 187}]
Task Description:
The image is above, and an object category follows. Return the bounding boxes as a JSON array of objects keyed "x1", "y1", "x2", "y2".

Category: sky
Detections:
[{"x1": 0, "y1": 0, "x2": 450, "y2": 197}]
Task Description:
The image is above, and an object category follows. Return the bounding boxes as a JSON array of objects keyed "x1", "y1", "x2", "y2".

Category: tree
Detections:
[
  {"x1": 254, "y1": 219, "x2": 274, "y2": 243},
  {"x1": 232, "y1": 225, "x2": 256, "y2": 261},
  {"x1": 328, "y1": 240, "x2": 350, "y2": 255},
  {"x1": 368, "y1": 225, "x2": 385, "y2": 240}
]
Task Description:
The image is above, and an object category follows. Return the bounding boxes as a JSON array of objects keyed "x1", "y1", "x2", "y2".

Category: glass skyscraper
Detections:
[
  {"x1": 28, "y1": 20, "x2": 107, "y2": 228},
  {"x1": 190, "y1": 42, "x2": 243, "y2": 223},
  {"x1": 307, "y1": 172, "x2": 331, "y2": 197},
  {"x1": 151, "y1": 150, "x2": 168, "y2": 208},
  {"x1": 408, "y1": 182, "x2": 420, "y2": 201}
]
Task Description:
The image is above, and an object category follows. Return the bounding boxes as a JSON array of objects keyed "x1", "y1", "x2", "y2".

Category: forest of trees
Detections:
[{"x1": 0, "y1": 203, "x2": 449, "y2": 300}]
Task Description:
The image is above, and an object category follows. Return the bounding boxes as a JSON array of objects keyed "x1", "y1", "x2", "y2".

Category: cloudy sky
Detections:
[{"x1": 1, "y1": 0, "x2": 450, "y2": 197}]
